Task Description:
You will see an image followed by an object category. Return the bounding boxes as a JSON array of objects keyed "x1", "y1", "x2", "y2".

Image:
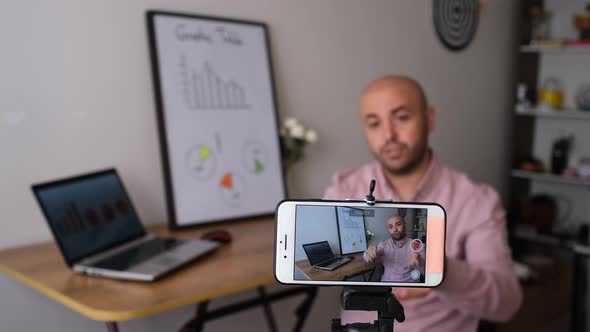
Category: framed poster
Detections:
[
  {"x1": 147, "y1": 11, "x2": 286, "y2": 229},
  {"x1": 336, "y1": 207, "x2": 368, "y2": 255}
]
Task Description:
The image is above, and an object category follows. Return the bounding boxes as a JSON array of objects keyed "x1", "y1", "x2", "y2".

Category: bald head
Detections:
[
  {"x1": 386, "y1": 215, "x2": 406, "y2": 240},
  {"x1": 362, "y1": 75, "x2": 429, "y2": 112},
  {"x1": 360, "y1": 75, "x2": 434, "y2": 176}
]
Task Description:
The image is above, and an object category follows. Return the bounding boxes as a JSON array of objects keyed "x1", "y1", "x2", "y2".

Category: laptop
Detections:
[
  {"x1": 32, "y1": 169, "x2": 220, "y2": 282},
  {"x1": 302, "y1": 241, "x2": 352, "y2": 271}
]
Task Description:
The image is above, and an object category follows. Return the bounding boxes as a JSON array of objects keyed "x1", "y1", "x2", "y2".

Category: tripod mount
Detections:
[
  {"x1": 331, "y1": 286, "x2": 405, "y2": 332},
  {"x1": 332, "y1": 180, "x2": 405, "y2": 331}
]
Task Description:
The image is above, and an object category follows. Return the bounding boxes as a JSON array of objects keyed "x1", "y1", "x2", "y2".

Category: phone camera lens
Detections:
[{"x1": 284, "y1": 255, "x2": 287, "y2": 258}]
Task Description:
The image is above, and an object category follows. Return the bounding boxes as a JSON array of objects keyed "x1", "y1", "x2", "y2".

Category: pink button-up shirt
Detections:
[
  {"x1": 363, "y1": 237, "x2": 426, "y2": 282},
  {"x1": 324, "y1": 156, "x2": 522, "y2": 332}
]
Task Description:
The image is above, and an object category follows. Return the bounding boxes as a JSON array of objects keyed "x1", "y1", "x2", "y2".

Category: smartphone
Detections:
[{"x1": 274, "y1": 200, "x2": 446, "y2": 287}]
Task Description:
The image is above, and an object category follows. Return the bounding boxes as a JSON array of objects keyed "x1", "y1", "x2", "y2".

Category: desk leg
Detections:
[
  {"x1": 179, "y1": 301, "x2": 209, "y2": 332},
  {"x1": 105, "y1": 322, "x2": 119, "y2": 332},
  {"x1": 367, "y1": 267, "x2": 376, "y2": 281},
  {"x1": 178, "y1": 286, "x2": 317, "y2": 332},
  {"x1": 257, "y1": 287, "x2": 279, "y2": 332},
  {"x1": 293, "y1": 286, "x2": 317, "y2": 332}
]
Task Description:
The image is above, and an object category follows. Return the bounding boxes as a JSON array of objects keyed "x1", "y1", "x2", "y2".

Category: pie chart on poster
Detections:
[
  {"x1": 186, "y1": 144, "x2": 216, "y2": 180},
  {"x1": 242, "y1": 141, "x2": 268, "y2": 174},
  {"x1": 219, "y1": 172, "x2": 247, "y2": 206}
]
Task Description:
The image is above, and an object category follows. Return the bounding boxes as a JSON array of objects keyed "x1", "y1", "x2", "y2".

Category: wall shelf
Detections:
[
  {"x1": 520, "y1": 44, "x2": 590, "y2": 54},
  {"x1": 511, "y1": 170, "x2": 590, "y2": 187},
  {"x1": 515, "y1": 109, "x2": 590, "y2": 121},
  {"x1": 511, "y1": 228, "x2": 561, "y2": 247},
  {"x1": 511, "y1": 229, "x2": 590, "y2": 258}
]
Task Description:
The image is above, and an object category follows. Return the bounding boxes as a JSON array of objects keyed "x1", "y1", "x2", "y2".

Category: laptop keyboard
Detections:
[
  {"x1": 318, "y1": 257, "x2": 340, "y2": 267},
  {"x1": 92, "y1": 238, "x2": 185, "y2": 270}
]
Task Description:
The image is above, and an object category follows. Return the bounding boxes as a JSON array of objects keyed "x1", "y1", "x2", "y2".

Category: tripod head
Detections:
[{"x1": 332, "y1": 287, "x2": 405, "y2": 332}]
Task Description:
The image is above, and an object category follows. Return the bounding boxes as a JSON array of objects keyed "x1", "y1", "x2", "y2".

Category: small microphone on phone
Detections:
[{"x1": 365, "y1": 179, "x2": 376, "y2": 206}]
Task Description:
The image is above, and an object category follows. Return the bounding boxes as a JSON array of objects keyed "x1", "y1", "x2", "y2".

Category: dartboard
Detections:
[{"x1": 433, "y1": 0, "x2": 479, "y2": 51}]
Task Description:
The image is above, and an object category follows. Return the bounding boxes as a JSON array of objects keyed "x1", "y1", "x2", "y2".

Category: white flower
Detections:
[
  {"x1": 290, "y1": 124, "x2": 305, "y2": 139},
  {"x1": 284, "y1": 117, "x2": 299, "y2": 129},
  {"x1": 305, "y1": 129, "x2": 318, "y2": 143}
]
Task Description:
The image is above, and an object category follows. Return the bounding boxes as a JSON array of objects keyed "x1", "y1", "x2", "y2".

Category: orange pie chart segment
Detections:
[{"x1": 221, "y1": 173, "x2": 233, "y2": 190}]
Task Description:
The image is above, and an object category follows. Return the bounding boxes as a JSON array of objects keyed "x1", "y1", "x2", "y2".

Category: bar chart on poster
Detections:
[
  {"x1": 336, "y1": 207, "x2": 368, "y2": 255},
  {"x1": 148, "y1": 12, "x2": 285, "y2": 227}
]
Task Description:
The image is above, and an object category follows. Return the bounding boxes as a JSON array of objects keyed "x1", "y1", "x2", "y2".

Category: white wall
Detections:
[
  {"x1": 0, "y1": 0, "x2": 519, "y2": 331},
  {"x1": 294, "y1": 205, "x2": 339, "y2": 261}
]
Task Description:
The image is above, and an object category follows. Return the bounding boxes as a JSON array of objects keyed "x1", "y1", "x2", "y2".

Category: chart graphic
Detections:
[
  {"x1": 186, "y1": 144, "x2": 217, "y2": 180},
  {"x1": 242, "y1": 141, "x2": 268, "y2": 174},
  {"x1": 116, "y1": 199, "x2": 130, "y2": 216},
  {"x1": 102, "y1": 204, "x2": 115, "y2": 223},
  {"x1": 179, "y1": 57, "x2": 249, "y2": 110},
  {"x1": 219, "y1": 172, "x2": 247, "y2": 206},
  {"x1": 337, "y1": 207, "x2": 368, "y2": 254},
  {"x1": 85, "y1": 208, "x2": 100, "y2": 225},
  {"x1": 55, "y1": 202, "x2": 86, "y2": 236}
]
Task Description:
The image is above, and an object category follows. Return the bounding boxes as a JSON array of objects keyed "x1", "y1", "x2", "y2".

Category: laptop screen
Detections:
[
  {"x1": 302, "y1": 241, "x2": 335, "y2": 266},
  {"x1": 32, "y1": 169, "x2": 146, "y2": 266}
]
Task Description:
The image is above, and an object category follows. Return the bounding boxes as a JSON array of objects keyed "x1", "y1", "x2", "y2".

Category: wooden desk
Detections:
[
  {"x1": 296, "y1": 253, "x2": 378, "y2": 281},
  {"x1": 0, "y1": 217, "x2": 316, "y2": 332}
]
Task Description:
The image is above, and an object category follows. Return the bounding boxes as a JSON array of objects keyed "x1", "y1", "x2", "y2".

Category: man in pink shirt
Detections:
[
  {"x1": 364, "y1": 214, "x2": 425, "y2": 283},
  {"x1": 323, "y1": 76, "x2": 522, "y2": 331}
]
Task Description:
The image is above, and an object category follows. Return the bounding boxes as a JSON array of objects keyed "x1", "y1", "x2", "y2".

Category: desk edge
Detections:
[{"x1": 0, "y1": 265, "x2": 275, "y2": 322}]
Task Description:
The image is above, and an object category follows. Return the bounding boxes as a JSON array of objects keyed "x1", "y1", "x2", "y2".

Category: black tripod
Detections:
[{"x1": 331, "y1": 287, "x2": 405, "y2": 332}]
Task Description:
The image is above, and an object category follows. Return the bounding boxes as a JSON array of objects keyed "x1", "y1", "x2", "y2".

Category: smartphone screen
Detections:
[{"x1": 275, "y1": 200, "x2": 445, "y2": 287}]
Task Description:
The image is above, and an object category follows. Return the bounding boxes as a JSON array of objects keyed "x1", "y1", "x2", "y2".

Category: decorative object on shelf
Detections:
[
  {"x1": 515, "y1": 83, "x2": 532, "y2": 114},
  {"x1": 432, "y1": 0, "x2": 479, "y2": 51},
  {"x1": 279, "y1": 117, "x2": 318, "y2": 170},
  {"x1": 531, "y1": 6, "x2": 552, "y2": 42},
  {"x1": 520, "y1": 194, "x2": 558, "y2": 234},
  {"x1": 366, "y1": 230, "x2": 375, "y2": 242},
  {"x1": 517, "y1": 156, "x2": 545, "y2": 173},
  {"x1": 539, "y1": 77, "x2": 564, "y2": 110},
  {"x1": 562, "y1": 166, "x2": 578, "y2": 177},
  {"x1": 578, "y1": 224, "x2": 589, "y2": 245},
  {"x1": 574, "y1": 4, "x2": 590, "y2": 41},
  {"x1": 576, "y1": 83, "x2": 590, "y2": 111},
  {"x1": 577, "y1": 157, "x2": 590, "y2": 178},
  {"x1": 551, "y1": 132, "x2": 574, "y2": 175},
  {"x1": 518, "y1": 194, "x2": 572, "y2": 235}
]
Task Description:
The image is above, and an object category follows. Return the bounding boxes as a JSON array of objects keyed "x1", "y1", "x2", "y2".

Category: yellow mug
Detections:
[{"x1": 539, "y1": 89, "x2": 563, "y2": 109}]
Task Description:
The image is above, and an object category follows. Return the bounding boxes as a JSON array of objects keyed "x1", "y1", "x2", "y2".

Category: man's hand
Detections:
[
  {"x1": 394, "y1": 288, "x2": 432, "y2": 300},
  {"x1": 407, "y1": 252, "x2": 420, "y2": 269},
  {"x1": 365, "y1": 245, "x2": 378, "y2": 263}
]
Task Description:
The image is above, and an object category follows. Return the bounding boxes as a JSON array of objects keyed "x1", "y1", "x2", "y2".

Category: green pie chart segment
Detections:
[
  {"x1": 242, "y1": 141, "x2": 268, "y2": 175},
  {"x1": 254, "y1": 159, "x2": 264, "y2": 173}
]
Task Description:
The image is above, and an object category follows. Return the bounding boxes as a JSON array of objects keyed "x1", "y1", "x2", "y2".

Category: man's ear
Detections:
[{"x1": 427, "y1": 106, "x2": 435, "y2": 133}]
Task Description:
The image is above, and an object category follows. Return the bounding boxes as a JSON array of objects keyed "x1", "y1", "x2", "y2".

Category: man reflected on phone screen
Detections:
[{"x1": 364, "y1": 215, "x2": 425, "y2": 283}]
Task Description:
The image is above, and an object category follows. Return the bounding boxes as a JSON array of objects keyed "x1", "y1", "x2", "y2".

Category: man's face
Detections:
[
  {"x1": 386, "y1": 215, "x2": 406, "y2": 240},
  {"x1": 361, "y1": 82, "x2": 434, "y2": 175}
]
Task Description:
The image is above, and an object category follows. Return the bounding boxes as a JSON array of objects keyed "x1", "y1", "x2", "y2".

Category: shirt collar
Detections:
[
  {"x1": 391, "y1": 236, "x2": 410, "y2": 248},
  {"x1": 373, "y1": 150, "x2": 443, "y2": 201},
  {"x1": 413, "y1": 152, "x2": 443, "y2": 200}
]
